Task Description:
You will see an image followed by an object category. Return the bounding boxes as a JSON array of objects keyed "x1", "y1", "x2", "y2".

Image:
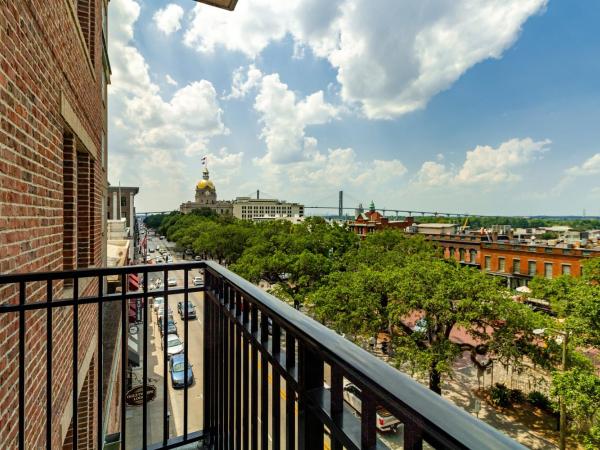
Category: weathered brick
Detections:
[{"x1": 1, "y1": 0, "x2": 109, "y2": 448}]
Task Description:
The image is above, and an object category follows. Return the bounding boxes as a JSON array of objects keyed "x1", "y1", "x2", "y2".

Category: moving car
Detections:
[
  {"x1": 169, "y1": 354, "x2": 194, "y2": 388},
  {"x1": 162, "y1": 333, "x2": 184, "y2": 359},
  {"x1": 343, "y1": 383, "x2": 400, "y2": 432},
  {"x1": 177, "y1": 301, "x2": 196, "y2": 320},
  {"x1": 193, "y1": 276, "x2": 203, "y2": 286},
  {"x1": 158, "y1": 316, "x2": 177, "y2": 336},
  {"x1": 167, "y1": 277, "x2": 177, "y2": 287}
]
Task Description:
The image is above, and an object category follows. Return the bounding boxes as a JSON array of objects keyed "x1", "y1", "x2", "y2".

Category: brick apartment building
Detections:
[
  {"x1": 1, "y1": 1, "x2": 113, "y2": 448},
  {"x1": 423, "y1": 233, "x2": 600, "y2": 288}
]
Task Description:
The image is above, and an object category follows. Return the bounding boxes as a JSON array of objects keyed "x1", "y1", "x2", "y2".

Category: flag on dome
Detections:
[{"x1": 201, "y1": 156, "x2": 207, "y2": 166}]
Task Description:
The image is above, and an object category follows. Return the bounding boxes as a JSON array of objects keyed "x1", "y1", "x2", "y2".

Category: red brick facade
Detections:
[
  {"x1": 1, "y1": 0, "x2": 109, "y2": 448},
  {"x1": 351, "y1": 210, "x2": 414, "y2": 238}
]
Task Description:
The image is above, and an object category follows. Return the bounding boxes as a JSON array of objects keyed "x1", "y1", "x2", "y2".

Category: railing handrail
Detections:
[
  {"x1": 0, "y1": 260, "x2": 526, "y2": 449},
  {"x1": 202, "y1": 261, "x2": 525, "y2": 450}
]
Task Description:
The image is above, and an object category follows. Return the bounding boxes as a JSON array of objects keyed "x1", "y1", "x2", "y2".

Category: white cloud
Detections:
[
  {"x1": 224, "y1": 65, "x2": 263, "y2": 100},
  {"x1": 165, "y1": 74, "x2": 178, "y2": 86},
  {"x1": 253, "y1": 73, "x2": 338, "y2": 164},
  {"x1": 415, "y1": 138, "x2": 551, "y2": 187},
  {"x1": 565, "y1": 153, "x2": 600, "y2": 177},
  {"x1": 108, "y1": 0, "x2": 229, "y2": 210},
  {"x1": 182, "y1": 0, "x2": 547, "y2": 119},
  {"x1": 153, "y1": 4, "x2": 184, "y2": 35}
]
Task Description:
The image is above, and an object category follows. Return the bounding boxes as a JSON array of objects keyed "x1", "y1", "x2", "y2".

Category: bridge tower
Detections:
[{"x1": 338, "y1": 191, "x2": 343, "y2": 219}]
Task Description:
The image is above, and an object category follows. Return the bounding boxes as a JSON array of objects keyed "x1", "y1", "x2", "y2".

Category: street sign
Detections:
[{"x1": 125, "y1": 385, "x2": 156, "y2": 406}]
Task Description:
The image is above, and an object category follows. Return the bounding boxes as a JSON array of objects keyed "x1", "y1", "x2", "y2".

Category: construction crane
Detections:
[{"x1": 459, "y1": 216, "x2": 469, "y2": 232}]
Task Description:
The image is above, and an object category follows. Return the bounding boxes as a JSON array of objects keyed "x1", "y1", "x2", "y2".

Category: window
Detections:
[
  {"x1": 528, "y1": 261, "x2": 537, "y2": 276},
  {"x1": 448, "y1": 247, "x2": 455, "y2": 258},
  {"x1": 561, "y1": 264, "x2": 571, "y2": 275},
  {"x1": 498, "y1": 257, "x2": 506, "y2": 272},
  {"x1": 513, "y1": 259, "x2": 521, "y2": 273},
  {"x1": 459, "y1": 248, "x2": 465, "y2": 261},
  {"x1": 121, "y1": 196, "x2": 126, "y2": 207},
  {"x1": 544, "y1": 263, "x2": 553, "y2": 279},
  {"x1": 76, "y1": 0, "x2": 96, "y2": 64},
  {"x1": 484, "y1": 256, "x2": 491, "y2": 271},
  {"x1": 469, "y1": 249, "x2": 477, "y2": 263}
]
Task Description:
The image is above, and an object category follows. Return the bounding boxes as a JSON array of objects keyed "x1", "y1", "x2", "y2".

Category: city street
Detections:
[{"x1": 126, "y1": 236, "x2": 204, "y2": 448}]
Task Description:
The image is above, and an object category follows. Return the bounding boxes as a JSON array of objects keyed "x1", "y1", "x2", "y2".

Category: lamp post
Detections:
[{"x1": 533, "y1": 327, "x2": 570, "y2": 450}]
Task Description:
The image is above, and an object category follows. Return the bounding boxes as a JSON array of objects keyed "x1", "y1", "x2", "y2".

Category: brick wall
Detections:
[{"x1": 0, "y1": 0, "x2": 109, "y2": 448}]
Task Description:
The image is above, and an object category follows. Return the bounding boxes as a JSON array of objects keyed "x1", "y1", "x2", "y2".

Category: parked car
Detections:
[
  {"x1": 192, "y1": 276, "x2": 203, "y2": 286},
  {"x1": 153, "y1": 297, "x2": 164, "y2": 312},
  {"x1": 169, "y1": 354, "x2": 194, "y2": 388},
  {"x1": 343, "y1": 383, "x2": 400, "y2": 433},
  {"x1": 167, "y1": 277, "x2": 177, "y2": 287},
  {"x1": 160, "y1": 235, "x2": 166, "y2": 240},
  {"x1": 177, "y1": 301, "x2": 196, "y2": 319},
  {"x1": 194, "y1": 255, "x2": 202, "y2": 261},
  {"x1": 166, "y1": 256, "x2": 173, "y2": 263},
  {"x1": 185, "y1": 249, "x2": 193, "y2": 255},
  {"x1": 162, "y1": 333, "x2": 184, "y2": 358},
  {"x1": 155, "y1": 257, "x2": 164, "y2": 264},
  {"x1": 156, "y1": 305, "x2": 173, "y2": 318},
  {"x1": 158, "y1": 316, "x2": 177, "y2": 336}
]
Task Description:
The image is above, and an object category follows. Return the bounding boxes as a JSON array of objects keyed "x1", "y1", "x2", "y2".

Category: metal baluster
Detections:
[
  {"x1": 361, "y1": 391, "x2": 377, "y2": 450},
  {"x1": 297, "y1": 343, "x2": 323, "y2": 450},
  {"x1": 96, "y1": 276, "x2": 103, "y2": 450},
  {"x1": 163, "y1": 268, "x2": 169, "y2": 445},
  {"x1": 18, "y1": 281, "x2": 26, "y2": 450},
  {"x1": 47, "y1": 280, "x2": 54, "y2": 449},
  {"x1": 272, "y1": 323, "x2": 281, "y2": 450},
  {"x1": 142, "y1": 271, "x2": 148, "y2": 449},
  {"x1": 250, "y1": 305, "x2": 259, "y2": 450},
  {"x1": 183, "y1": 268, "x2": 189, "y2": 440},
  {"x1": 229, "y1": 288, "x2": 235, "y2": 450},
  {"x1": 330, "y1": 366, "x2": 343, "y2": 450},
  {"x1": 203, "y1": 273, "x2": 213, "y2": 445},
  {"x1": 260, "y1": 311, "x2": 269, "y2": 450},
  {"x1": 404, "y1": 420, "x2": 423, "y2": 450},
  {"x1": 72, "y1": 277, "x2": 79, "y2": 449},
  {"x1": 120, "y1": 275, "x2": 127, "y2": 450},
  {"x1": 235, "y1": 292, "x2": 242, "y2": 450},
  {"x1": 242, "y1": 297, "x2": 250, "y2": 450},
  {"x1": 285, "y1": 333, "x2": 296, "y2": 450}
]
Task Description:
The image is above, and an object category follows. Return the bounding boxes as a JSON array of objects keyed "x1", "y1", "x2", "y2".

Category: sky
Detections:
[{"x1": 107, "y1": 0, "x2": 600, "y2": 216}]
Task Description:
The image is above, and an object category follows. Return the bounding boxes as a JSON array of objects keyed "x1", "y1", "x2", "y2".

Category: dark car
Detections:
[
  {"x1": 169, "y1": 353, "x2": 194, "y2": 388},
  {"x1": 177, "y1": 301, "x2": 196, "y2": 320},
  {"x1": 158, "y1": 316, "x2": 177, "y2": 336}
]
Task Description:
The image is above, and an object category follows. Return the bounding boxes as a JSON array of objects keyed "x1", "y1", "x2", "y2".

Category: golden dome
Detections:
[{"x1": 196, "y1": 179, "x2": 215, "y2": 190}]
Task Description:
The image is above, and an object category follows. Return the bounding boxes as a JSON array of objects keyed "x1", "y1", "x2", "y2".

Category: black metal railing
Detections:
[{"x1": 0, "y1": 261, "x2": 526, "y2": 450}]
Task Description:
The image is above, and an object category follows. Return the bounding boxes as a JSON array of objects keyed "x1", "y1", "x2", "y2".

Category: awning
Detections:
[
  {"x1": 128, "y1": 273, "x2": 139, "y2": 291},
  {"x1": 129, "y1": 301, "x2": 137, "y2": 323}
]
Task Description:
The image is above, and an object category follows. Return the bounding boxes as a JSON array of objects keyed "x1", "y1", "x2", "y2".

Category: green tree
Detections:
[{"x1": 389, "y1": 258, "x2": 544, "y2": 394}]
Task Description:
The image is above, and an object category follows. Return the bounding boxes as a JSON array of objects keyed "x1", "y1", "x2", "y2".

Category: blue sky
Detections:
[{"x1": 108, "y1": 0, "x2": 600, "y2": 216}]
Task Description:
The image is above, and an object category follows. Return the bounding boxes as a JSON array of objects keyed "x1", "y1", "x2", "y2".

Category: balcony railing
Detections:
[{"x1": 0, "y1": 261, "x2": 525, "y2": 450}]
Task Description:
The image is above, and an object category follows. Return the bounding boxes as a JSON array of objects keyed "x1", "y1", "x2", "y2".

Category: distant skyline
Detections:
[{"x1": 108, "y1": 0, "x2": 600, "y2": 215}]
